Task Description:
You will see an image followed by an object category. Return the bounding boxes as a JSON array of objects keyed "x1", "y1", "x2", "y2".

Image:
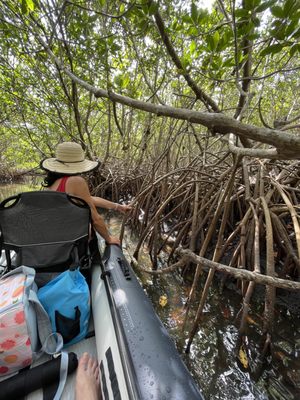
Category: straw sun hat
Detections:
[{"x1": 41, "y1": 142, "x2": 99, "y2": 175}]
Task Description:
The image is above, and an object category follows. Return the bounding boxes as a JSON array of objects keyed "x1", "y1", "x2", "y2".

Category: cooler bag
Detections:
[{"x1": 0, "y1": 267, "x2": 61, "y2": 376}]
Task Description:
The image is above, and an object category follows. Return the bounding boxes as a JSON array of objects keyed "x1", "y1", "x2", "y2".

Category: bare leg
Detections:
[{"x1": 75, "y1": 352, "x2": 101, "y2": 400}]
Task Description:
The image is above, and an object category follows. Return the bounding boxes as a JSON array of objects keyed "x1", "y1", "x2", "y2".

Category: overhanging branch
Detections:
[{"x1": 33, "y1": 27, "x2": 300, "y2": 159}]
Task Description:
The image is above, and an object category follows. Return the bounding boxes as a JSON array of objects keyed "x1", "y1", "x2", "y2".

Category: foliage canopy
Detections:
[{"x1": 0, "y1": 0, "x2": 300, "y2": 168}]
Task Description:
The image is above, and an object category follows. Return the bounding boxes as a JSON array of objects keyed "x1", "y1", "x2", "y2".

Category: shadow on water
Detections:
[{"x1": 1, "y1": 183, "x2": 300, "y2": 400}]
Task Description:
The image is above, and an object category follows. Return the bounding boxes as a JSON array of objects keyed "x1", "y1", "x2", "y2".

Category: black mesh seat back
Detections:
[{"x1": 0, "y1": 191, "x2": 90, "y2": 270}]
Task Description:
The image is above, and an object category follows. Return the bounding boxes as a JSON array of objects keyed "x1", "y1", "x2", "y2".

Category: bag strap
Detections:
[
  {"x1": 29, "y1": 290, "x2": 63, "y2": 355},
  {"x1": 29, "y1": 290, "x2": 69, "y2": 399},
  {"x1": 53, "y1": 351, "x2": 69, "y2": 400}
]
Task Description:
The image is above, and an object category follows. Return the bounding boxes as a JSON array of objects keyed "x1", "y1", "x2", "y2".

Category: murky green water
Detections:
[
  {"x1": 0, "y1": 180, "x2": 41, "y2": 201},
  {"x1": 1, "y1": 183, "x2": 300, "y2": 399}
]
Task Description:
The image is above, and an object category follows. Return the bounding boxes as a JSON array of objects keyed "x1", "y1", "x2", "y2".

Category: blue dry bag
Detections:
[{"x1": 37, "y1": 269, "x2": 90, "y2": 347}]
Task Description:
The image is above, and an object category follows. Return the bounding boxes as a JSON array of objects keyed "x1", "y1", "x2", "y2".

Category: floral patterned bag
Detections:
[{"x1": 0, "y1": 267, "x2": 61, "y2": 377}]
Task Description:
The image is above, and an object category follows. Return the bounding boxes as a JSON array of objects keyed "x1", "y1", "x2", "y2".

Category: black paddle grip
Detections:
[{"x1": 0, "y1": 352, "x2": 78, "y2": 400}]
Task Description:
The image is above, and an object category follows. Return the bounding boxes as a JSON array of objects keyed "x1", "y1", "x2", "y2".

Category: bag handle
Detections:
[
  {"x1": 29, "y1": 290, "x2": 64, "y2": 355},
  {"x1": 53, "y1": 351, "x2": 69, "y2": 400},
  {"x1": 2, "y1": 265, "x2": 36, "y2": 281}
]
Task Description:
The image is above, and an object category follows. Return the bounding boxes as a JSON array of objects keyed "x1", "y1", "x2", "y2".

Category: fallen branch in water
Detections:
[
  {"x1": 137, "y1": 247, "x2": 300, "y2": 290},
  {"x1": 175, "y1": 248, "x2": 300, "y2": 291}
]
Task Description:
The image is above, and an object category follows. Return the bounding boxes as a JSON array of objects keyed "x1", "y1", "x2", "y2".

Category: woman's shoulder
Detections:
[
  {"x1": 66, "y1": 176, "x2": 90, "y2": 195},
  {"x1": 67, "y1": 175, "x2": 86, "y2": 184}
]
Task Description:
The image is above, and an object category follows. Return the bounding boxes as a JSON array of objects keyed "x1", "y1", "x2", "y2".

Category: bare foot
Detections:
[{"x1": 75, "y1": 352, "x2": 101, "y2": 400}]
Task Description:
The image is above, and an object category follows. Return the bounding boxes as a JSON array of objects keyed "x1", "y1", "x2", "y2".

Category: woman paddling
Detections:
[{"x1": 41, "y1": 141, "x2": 131, "y2": 245}]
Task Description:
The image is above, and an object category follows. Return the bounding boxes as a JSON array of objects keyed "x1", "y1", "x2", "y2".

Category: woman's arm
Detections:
[
  {"x1": 66, "y1": 177, "x2": 120, "y2": 245},
  {"x1": 91, "y1": 196, "x2": 132, "y2": 214}
]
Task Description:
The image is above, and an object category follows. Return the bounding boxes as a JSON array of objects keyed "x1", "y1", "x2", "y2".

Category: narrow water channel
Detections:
[
  {"x1": 1, "y1": 183, "x2": 300, "y2": 399},
  {"x1": 108, "y1": 213, "x2": 300, "y2": 400}
]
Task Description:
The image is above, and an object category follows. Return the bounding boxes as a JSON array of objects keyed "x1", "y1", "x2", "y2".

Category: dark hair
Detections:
[{"x1": 42, "y1": 171, "x2": 66, "y2": 188}]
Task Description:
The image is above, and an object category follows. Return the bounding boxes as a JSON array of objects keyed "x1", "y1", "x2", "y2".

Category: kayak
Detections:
[
  {"x1": 0, "y1": 192, "x2": 203, "y2": 399},
  {"x1": 92, "y1": 242, "x2": 203, "y2": 400}
]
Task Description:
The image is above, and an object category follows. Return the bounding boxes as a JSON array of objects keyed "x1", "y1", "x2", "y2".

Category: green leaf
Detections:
[
  {"x1": 289, "y1": 43, "x2": 298, "y2": 56},
  {"x1": 235, "y1": 9, "x2": 250, "y2": 19},
  {"x1": 255, "y1": 0, "x2": 276, "y2": 13},
  {"x1": 187, "y1": 26, "x2": 199, "y2": 36},
  {"x1": 223, "y1": 57, "x2": 235, "y2": 67},
  {"x1": 213, "y1": 31, "x2": 220, "y2": 49},
  {"x1": 21, "y1": 0, "x2": 28, "y2": 14},
  {"x1": 120, "y1": 3, "x2": 125, "y2": 13},
  {"x1": 260, "y1": 43, "x2": 284, "y2": 56},
  {"x1": 271, "y1": 5, "x2": 285, "y2": 18},
  {"x1": 206, "y1": 35, "x2": 213, "y2": 51},
  {"x1": 111, "y1": 43, "x2": 121, "y2": 53},
  {"x1": 190, "y1": 40, "x2": 197, "y2": 54},
  {"x1": 272, "y1": 25, "x2": 287, "y2": 40},
  {"x1": 114, "y1": 74, "x2": 123, "y2": 87},
  {"x1": 141, "y1": 4, "x2": 149, "y2": 15},
  {"x1": 148, "y1": 2, "x2": 159, "y2": 15},
  {"x1": 182, "y1": 14, "x2": 192, "y2": 24},
  {"x1": 21, "y1": 0, "x2": 34, "y2": 14},
  {"x1": 98, "y1": 0, "x2": 106, "y2": 6},
  {"x1": 21, "y1": 0, "x2": 35, "y2": 13},
  {"x1": 191, "y1": 3, "x2": 198, "y2": 23},
  {"x1": 285, "y1": 20, "x2": 298, "y2": 37},
  {"x1": 283, "y1": 0, "x2": 296, "y2": 17},
  {"x1": 237, "y1": 51, "x2": 244, "y2": 63},
  {"x1": 237, "y1": 21, "x2": 255, "y2": 36},
  {"x1": 252, "y1": 16, "x2": 261, "y2": 27},
  {"x1": 207, "y1": 31, "x2": 220, "y2": 52},
  {"x1": 121, "y1": 74, "x2": 130, "y2": 88},
  {"x1": 197, "y1": 9, "x2": 209, "y2": 23},
  {"x1": 26, "y1": 0, "x2": 34, "y2": 12},
  {"x1": 247, "y1": 32, "x2": 260, "y2": 40},
  {"x1": 244, "y1": 0, "x2": 260, "y2": 10},
  {"x1": 181, "y1": 55, "x2": 191, "y2": 70},
  {"x1": 223, "y1": 28, "x2": 233, "y2": 43},
  {"x1": 293, "y1": 26, "x2": 300, "y2": 38}
]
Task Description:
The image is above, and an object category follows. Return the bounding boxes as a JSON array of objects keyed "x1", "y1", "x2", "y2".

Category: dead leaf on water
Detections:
[
  {"x1": 246, "y1": 315, "x2": 258, "y2": 326},
  {"x1": 238, "y1": 345, "x2": 249, "y2": 369},
  {"x1": 159, "y1": 294, "x2": 168, "y2": 307}
]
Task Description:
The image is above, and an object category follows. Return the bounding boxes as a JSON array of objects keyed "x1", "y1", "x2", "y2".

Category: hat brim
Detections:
[{"x1": 41, "y1": 158, "x2": 99, "y2": 175}]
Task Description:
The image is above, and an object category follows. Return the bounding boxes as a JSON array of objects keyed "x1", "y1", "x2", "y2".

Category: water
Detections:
[
  {"x1": 0, "y1": 180, "x2": 40, "y2": 200},
  {"x1": 1, "y1": 183, "x2": 300, "y2": 399},
  {"x1": 110, "y1": 218, "x2": 300, "y2": 400}
]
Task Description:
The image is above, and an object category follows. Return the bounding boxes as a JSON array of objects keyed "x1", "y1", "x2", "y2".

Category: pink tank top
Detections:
[{"x1": 56, "y1": 176, "x2": 69, "y2": 192}]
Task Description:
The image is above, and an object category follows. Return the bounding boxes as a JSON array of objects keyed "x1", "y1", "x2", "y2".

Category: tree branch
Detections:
[
  {"x1": 175, "y1": 248, "x2": 300, "y2": 291},
  {"x1": 34, "y1": 29, "x2": 300, "y2": 159},
  {"x1": 152, "y1": 3, "x2": 220, "y2": 113}
]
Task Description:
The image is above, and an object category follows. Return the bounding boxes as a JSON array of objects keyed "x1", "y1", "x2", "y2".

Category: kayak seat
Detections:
[{"x1": 0, "y1": 191, "x2": 91, "y2": 273}]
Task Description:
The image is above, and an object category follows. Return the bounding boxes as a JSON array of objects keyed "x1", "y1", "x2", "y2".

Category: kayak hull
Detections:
[{"x1": 94, "y1": 244, "x2": 203, "y2": 400}]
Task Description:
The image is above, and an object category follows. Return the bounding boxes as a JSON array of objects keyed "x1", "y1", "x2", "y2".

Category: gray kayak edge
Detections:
[{"x1": 100, "y1": 244, "x2": 204, "y2": 400}]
